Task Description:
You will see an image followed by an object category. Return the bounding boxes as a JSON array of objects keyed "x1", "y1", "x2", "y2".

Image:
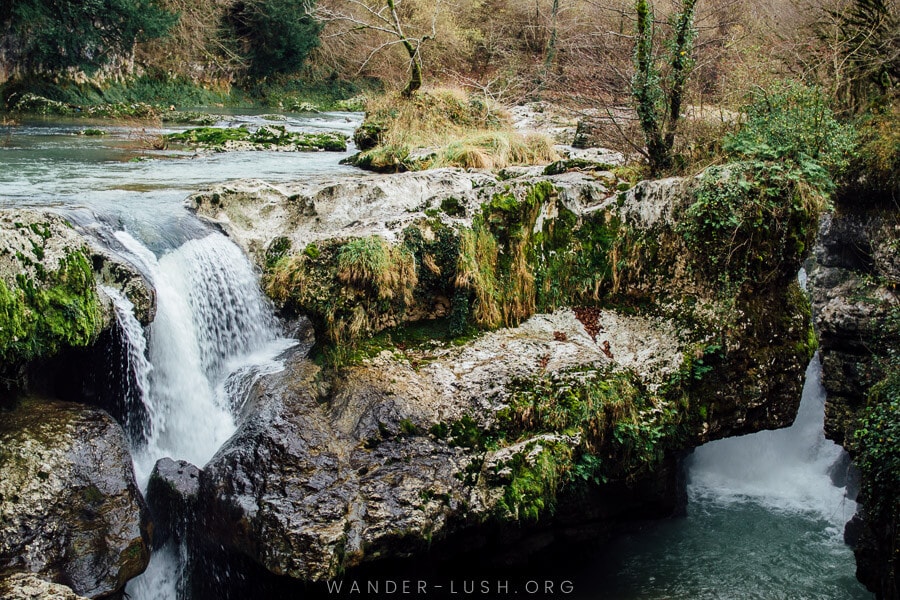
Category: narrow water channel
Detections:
[{"x1": 575, "y1": 356, "x2": 870, "y2": 599}]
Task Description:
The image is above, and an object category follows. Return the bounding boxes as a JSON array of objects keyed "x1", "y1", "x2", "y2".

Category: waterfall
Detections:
[
  {"x1": 100, "y1": 285, "x2": 155, "y2": 447},
  {"x1": 688, "y1": 355, "x2": 856, "y2": 527},
  {"x1": 576, "y1": 355, "x2": 869, "y2": 599},
  {"x1": 106, "y1": 230, "x2": 295, "y2": 600},
  {"x1": 112, "y1": 231, "x2": 292, "y2": 484}
]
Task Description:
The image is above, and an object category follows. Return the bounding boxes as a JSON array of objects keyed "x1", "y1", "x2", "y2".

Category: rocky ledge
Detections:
[
  {"x1": 810, "y1": 200, "x2": 899, "y2": 599},
  {"x1": 188, "y1": 164, "x2": 817, "y2": 582}
]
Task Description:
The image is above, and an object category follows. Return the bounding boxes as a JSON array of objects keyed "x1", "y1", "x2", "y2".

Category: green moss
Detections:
[
  {"x1": 439, "y1": 196, "x2": 466, "y2": 217},
  {"x1": 0, "y1": 248, "x2": 102, "y2": 368},
  {"x1": 680, "y1": 162, "x2": 824, "y2": 288},
  {"x1": 484, "y1": 366, "x2": 685, "y2": 522},
  {"x1": 82, "y1": 485, "x2": 103, "y2": 504},
  {"x1": 165, "y1": 126, "x2": 347, "y2": 151},
  {"x1": 497, "y1": 439, "x2": 573, "y2": 522},
  {"x1": 265, "y1": 236, "x2": 292, "y2": 270},
  {"x1": 303, "y1": 243, "x2": 320, "y2": 260},
  {"x1": 543, "y1": 158, "x2": 616, "y2": 176},
  {"x1": 266, "y1": 235, "x2": 417, "y2": 360},
  {"x1": 856, "y1": 308, "x2": 900, "y2": 525}
]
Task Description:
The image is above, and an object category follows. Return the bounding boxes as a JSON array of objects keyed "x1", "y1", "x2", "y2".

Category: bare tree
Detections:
[{"x1": 316, "y1": 0, "x2": 440, "y2": 97}]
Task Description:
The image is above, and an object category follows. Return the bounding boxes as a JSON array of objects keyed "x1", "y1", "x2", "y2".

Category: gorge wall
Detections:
[{"x1": 811, "y1": 196, "x2": 899, "y2": 599}]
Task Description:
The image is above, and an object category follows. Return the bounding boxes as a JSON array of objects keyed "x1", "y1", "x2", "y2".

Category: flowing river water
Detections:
[{"x1": 0, "y1": 113, "x2": 872, "y2": 599}]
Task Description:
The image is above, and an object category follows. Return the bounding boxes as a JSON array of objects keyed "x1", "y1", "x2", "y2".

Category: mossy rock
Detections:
[
  {"x1": 165, "y1": 126, "x2": 348, "y2": 152},
  {"x1": 0, "y1": 212, "x2": 103, "y2": 373}
]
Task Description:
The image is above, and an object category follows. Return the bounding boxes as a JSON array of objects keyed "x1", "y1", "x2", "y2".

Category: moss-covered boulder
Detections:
[
  {"x1": 165, "y1": 126, "x2": 348, "y2": 152},
  {"x1": 190, "y1": 165, "x2": 819, "y2": 583},
  {"x1": 0, "y1": 398, "x2": 150, "y2": 598},
  {"x1": 0, "y1": 212, "x2": 103, "y2": 374},
  {"x1": 0, "y1": 210, "x2": 155, "y2": 384}
]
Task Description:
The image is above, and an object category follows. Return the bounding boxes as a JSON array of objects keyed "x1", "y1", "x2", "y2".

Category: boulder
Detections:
[
  {"x1": 146, "y1": 458, "x2": 201, "y2": 548},
  {"x1": 0, "y1": 398, "x2": 150, "y2": 598},
  {"x1": 193, "y1": 166, "x2": 818, "y2": 583},
  {"x1": 0, "y1": 209, "x2": 155, "y2": 376}
]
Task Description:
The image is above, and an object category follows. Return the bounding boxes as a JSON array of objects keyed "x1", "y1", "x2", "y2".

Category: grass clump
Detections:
[
  {"x1": 345, "y1": 88, "x2": 557, "y2": 172},
  {"x1": 266, "y1": 235, "x2": 417, "y2": 351},
  {"x1": 337, "y1": 236, "x2": 417, "y2": 306}
]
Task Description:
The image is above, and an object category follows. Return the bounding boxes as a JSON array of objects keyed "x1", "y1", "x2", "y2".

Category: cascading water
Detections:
[
  {"x1": 100, "y1": 285, "x2": 156, "y2": 446},
  {"x1": 112, "y1": 230, "x2": 292, "y2": 483},
  {"x1": 100, "y1": 229, "x2": 295, "y2": 600},
  {"x1": 577, "y1": 355, "x2": 871, "y2": 599}
]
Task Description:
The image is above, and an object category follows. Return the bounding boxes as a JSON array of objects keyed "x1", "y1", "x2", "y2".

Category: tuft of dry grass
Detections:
[{"x1": 354, "y1": 87, "x2": 558, "y2": 172}]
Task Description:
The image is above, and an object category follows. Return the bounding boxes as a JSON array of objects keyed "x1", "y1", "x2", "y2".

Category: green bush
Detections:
[
  {"x1": 846, "y1": 101, "x2": 900, "y2": 201},
  {"x1": 856, "y1": 309, "x2": 900, "y2": 523},
  {"x1": 226, "y1": 0, "x2": 322, "y2": 78},
  {"x1": 724, "y1": 81, "x2": 857, "y2": 193},
  {"x1": 682, "y1": 163, "x2": 822, "y2": 286}
]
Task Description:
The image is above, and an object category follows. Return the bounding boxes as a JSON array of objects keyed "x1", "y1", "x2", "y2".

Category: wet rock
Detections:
[
  {"x1": 91, "y1": 248, "x2": 156, "y2": 325},
  {"x1": 0, "y1": 573, "x2": 89, "y2": 600},
  {"x1": 810, "y1": 202, "x2": 900, "y2": 598},
  {"x1": 146, "y1": 458, "x2": 201, "y2": 548},
  {"x1": 810, "y1": 208, "x2": 899, "y2": 447},
  {"x1": 0, "y1": 398, "x2": 149, "y2": 598}
]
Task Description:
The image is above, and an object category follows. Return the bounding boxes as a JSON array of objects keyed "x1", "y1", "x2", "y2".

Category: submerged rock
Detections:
[
  {"x1": 165, "y1": 126, "x2": 348, "y2": 152},
  {"x1": 0, "y1": 398, "x2": 149, "y2": 598}
]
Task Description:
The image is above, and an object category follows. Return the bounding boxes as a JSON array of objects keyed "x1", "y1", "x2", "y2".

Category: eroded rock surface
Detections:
[
  {"x1": 193, "y1": 166, "x2": 816, "y2": 582},
  {"x1": 810, "y1": 204, "x2": 899, "y2": 598},
  {"x1": 0, "y1": 398, "x2": 149, "y2": 598}
]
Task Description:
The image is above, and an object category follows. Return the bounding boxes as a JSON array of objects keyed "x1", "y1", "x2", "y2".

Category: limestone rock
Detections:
[
  {"x1": 810, "y1": 209, "x2": 899, "y2": 447},
  {"x1": 0, "y1": 398, "x2": 149, "y2": 598},
  {"x1": 188, "y1": 170, "x2": 498, "y2": 266},
  {"x1": 810, "y1": 203, "x2": 899, "y2": 598},
  {"x1": 194, "y1": 166, "x2": 817, "y2": 583},
  {"x1": 0, "y1": 573, "x2": 89, "y2": 600},
  {"x1": 0, "y1": 209, "x2": 156, "y2": 371}
]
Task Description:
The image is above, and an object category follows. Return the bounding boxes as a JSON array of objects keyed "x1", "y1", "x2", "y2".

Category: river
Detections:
[{"x1": 0, "y1": 113, "x2": 872, "y2": 599}]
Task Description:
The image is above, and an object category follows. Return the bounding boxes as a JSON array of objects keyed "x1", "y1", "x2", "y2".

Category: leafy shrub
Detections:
[
  {"x1": 846, "y1": 101, "x2": 900, "y2": 201},
  {"x1": 682, "y1": 162, "x2": 823, "y2": 286},
  {"x1": 724, "y1": 81, "x2": 857, "y2": 193}
]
